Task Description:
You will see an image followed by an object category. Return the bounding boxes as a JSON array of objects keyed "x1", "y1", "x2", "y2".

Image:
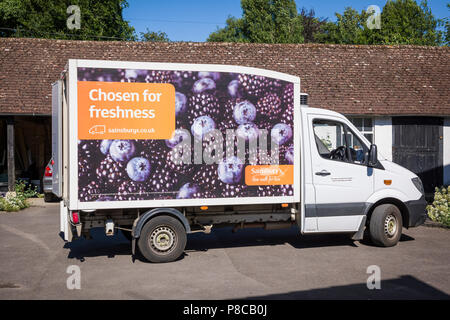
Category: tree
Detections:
[
  {"x1": 437, "y1": 3, "x2": 449, "y2": 46},
  {"x1": 315, "y1": 7, "x2": 369, "y2": 44},
  {"x1": 446, "y1": 4, "x2": 450, "y2": 45},
  {"x1": 208, "y1": 0, "x2": 303, "y2": 43},
  {"x1": 0, "y1": 0, "x2": 136, "y2": 40},
  {"x1": 207, "y1": 16, "x2": 247, "y2": 42},
  {"x1": 316, "y1": 0, "x2": 442, "y2": 46},
  {"x1": 377, "y1": 0, "x2": 441, "y2": 45},
  {"x1": 140, "y1": 29, "x2": 170, "y2": 42},
  {"x1": 299, "y1": 7, "x2": 328, "y2": 43}
]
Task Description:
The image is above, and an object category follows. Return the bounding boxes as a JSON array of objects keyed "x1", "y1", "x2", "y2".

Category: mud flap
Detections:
[
  {"x1": 352, "y1": 216, "x2": 367, "y2": 241},
  {"x1": 131, "y1": 238, "x2": 136, "y2": 263}
]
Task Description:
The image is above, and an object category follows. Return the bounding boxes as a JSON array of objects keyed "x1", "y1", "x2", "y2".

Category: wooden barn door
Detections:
[{"x1": 392, "y1": 117, "x2": 443, "y2": 196}]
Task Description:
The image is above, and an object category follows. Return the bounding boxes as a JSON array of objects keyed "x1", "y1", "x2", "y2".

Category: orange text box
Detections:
[
  {"x1": 78, "y1": 81, "x2": 175, "y2": 140},
  {"x1": 245, "y1": 165, "x2": 293, "y2": 186}
]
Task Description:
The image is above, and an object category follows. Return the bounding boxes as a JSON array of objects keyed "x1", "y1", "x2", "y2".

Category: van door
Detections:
[
  {"x1": 308, "y1": 115, "x2": 373, "y2": 232},
  {"x1": 51, "y1": 80, "x2": 63, "y2": 198}
]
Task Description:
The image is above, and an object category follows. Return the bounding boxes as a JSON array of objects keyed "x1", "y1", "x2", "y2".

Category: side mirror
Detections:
[{"x1": 369, "y1": 144, "x2": 378, "y2": 166}]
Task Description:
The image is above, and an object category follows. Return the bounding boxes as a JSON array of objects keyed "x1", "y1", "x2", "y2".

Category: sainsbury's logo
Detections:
[{"x1": 245, "y1": 165, "x2": 293, "y2": 186}]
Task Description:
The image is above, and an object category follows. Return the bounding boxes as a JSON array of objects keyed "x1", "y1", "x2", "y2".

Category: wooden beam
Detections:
[{"x1": 7, "y1": 117, "x2": 15, "y2": 192}]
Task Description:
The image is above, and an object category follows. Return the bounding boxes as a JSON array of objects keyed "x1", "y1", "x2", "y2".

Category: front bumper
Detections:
[{"x1": 405, "y1": 195, "x2": 427, "y2": 227}]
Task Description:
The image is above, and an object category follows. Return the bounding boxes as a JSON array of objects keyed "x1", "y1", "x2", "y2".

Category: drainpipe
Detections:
[{"x1": 6, "y1": 117, "x2": 15, "y2": 192}]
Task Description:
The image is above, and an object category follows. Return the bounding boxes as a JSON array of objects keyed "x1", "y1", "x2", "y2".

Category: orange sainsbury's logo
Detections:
[
  {"x1": 78, "y1": 81, "x2": 175, "y2": 140},
  {"x1": 245, "y1": 165, "x2": 293, "y2": 186}
]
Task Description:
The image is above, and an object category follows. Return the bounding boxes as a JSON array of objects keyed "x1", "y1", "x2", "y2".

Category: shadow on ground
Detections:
[
  {"x1": 63, "y1": 226, "x2": 415, "y2": 262},
  {"x1": 64, "y1": 228, "x2": 133, "y2": 262},
  {"x1": 241, "y1": 275, "x2": 449, "y2": 300}
]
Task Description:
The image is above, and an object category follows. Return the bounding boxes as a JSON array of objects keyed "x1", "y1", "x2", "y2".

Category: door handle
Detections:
[{"x1": 315, "y1": 170, "x2": 331, "y2": 176}]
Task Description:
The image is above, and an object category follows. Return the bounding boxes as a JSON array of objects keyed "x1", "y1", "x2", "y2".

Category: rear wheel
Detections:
[
  {"x1": 137, "y1": 215, "x2": 187, "y2": 263},
  {"x1": 369, "y1": 204, "x2": 403, "y2": 247}
]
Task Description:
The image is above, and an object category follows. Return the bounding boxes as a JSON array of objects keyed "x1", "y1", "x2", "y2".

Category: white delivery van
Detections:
[{"x1": 52, "y1": 59, "x2": 427, "y2": 263}]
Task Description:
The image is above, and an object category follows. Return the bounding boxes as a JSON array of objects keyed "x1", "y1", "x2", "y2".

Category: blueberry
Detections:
[
  {"x1": 233, "y1": 100, "x2": 256, "y2": 125},
  {"x1": 166, "y1": 129, "x2": 191, "y2": 149},
  {"x1": 100, "y1": 140, "x2": 112, "y2": 155},
  {"x1": 175, "y1": 92, "x2": 187, "y2": 116},
  {"x1": 236, "y1": 123, "x2": 259, "y2": 142},
  {"x1": 271, "y1": 123, "x2": 292, "y2": 145},
  {"x1": 285, "y1": 144, "x2": 294, "y2": 164},
  {"x1": 126, "y1": 157, "x2": 151, "y2": 182},
  {"x1": 198, "y1": 72, "x2": 220, "y2": 81},
  {"x1": 218, "y1": 156, "x2": 244, "y2": 184},
  {"x1": 193, "y1": 78, "x2": 216, "y2": 93},
  {"x1": 177, "y1": 183, "x2": 199, "y2": 199},
  {"x1": 228, "y1": 79, "x2": 241, "y2": 98},
  {"x1": 191, "y1": 115, "x2": 216, "y2": 140},
  {"x1": 109, "y1": 140, "x2": 136, "y2": 162}
]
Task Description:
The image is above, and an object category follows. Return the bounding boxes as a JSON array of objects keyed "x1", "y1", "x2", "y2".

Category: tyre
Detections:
[
  {"x1": 137, "y1": 215, "x2": 187, "y2": 263},
  {"x1": 369, "y1": 204, "x2": 403, "y2": 247}
]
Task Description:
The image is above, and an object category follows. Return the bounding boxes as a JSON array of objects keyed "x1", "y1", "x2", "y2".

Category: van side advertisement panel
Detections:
[{"x1": 77, "y1": 68, "x2": 295, "y2": 202}]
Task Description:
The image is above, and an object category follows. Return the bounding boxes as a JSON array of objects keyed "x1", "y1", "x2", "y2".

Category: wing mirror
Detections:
[{"x1": 369, "y1": 144, "x2": 378, "y2": 166}]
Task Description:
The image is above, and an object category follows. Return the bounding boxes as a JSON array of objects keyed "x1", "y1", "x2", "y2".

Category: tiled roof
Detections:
[{"x1": 1, "y1": 37, "x2": 449, "y2": 115}]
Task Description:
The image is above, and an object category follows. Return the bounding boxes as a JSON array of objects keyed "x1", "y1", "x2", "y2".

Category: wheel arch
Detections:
[
  {"x1": 366, "y1": 198, "x2": 410, "y2": 228},
  {"x1": 133, "y1": 208, "x2": 191, "y2": 238}
]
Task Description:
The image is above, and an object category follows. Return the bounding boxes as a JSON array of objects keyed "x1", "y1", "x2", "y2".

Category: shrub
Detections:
[
  {"x1": 0, "y1": 193, "x2": 29, "y2": 212},
  {"x1": 0, "y1": 180, "x2": 37, "y2": 212},
  {"x1": 15, "y1": 180, "x2": 39, "y2": 199},
  {"x1": 426, "y1": 186, "x2": 450, "y2": 227}
]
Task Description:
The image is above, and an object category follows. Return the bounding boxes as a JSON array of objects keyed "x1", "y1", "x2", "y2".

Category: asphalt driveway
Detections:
[{"x1": 0, "y1": 200, "x2": 449, "y2": 299}]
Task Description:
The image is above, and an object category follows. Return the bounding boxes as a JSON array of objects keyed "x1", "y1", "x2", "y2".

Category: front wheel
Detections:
[
  {"x1": 137, "y1": 215, "x2": 187, "y2": 263},
  {"x1": 369, "y1": 204, "x2": 403, "y2": 247}
]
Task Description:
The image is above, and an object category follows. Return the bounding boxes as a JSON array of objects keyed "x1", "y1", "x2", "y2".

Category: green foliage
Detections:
[
  {"x1": 139, "y1": 29, "x2": 169, "y2": 42},
  {"x1": 316, "y1": 7, "x2": 369, "y2": 44},
  {"x1": 0, "y1": 180, "x2": 40, "y2": 212},
  {"x1": 299, "y1": 7, "x2": 328, "y2": 43},
  {"x1": 208, "y1": 16, "x2": 248, "y2": 42},
  {"x1": 427, "y1": 186, "x2": 450, "y2": 227},
  {"x1": 15, "y1": 180, "x2": 39, "y2": 199},
  {"x1": 439, "y1": 3, "x2": 450, "y2": 45},
  {"x1": 0, "y1": 195, "x2": 29, "y2": 212},
  {"x1": 378, "y1": 0, "x2": 441, "y2": 45},
  {"x1": 0, "y1": 0, "x2": 136, "y2": 40},
  {"x1": 447, "y1": 4, "x2": 450, "y2": 45},
  {"x1": 317, "y1": 0, "x2": 442, "y2": 46},
  {"x1": 208, "y1": 0, "x2": 303, "y2": 43}
]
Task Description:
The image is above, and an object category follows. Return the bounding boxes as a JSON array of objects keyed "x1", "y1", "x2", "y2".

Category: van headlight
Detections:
[{"x1": 412, "y1": 177, "x2": 424, "y2": 194}]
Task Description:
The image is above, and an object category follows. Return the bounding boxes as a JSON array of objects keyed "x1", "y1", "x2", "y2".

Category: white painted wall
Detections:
[
  {"x1": 374, "y1": 117, "x2": 392, "y2": 161},
  {"x1": 444, "y1": 118, "x2": 450, "y2": 186}
]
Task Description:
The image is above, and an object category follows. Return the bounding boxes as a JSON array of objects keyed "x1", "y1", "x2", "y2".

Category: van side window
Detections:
[
  {"x1": 313, "y1": 120, "x2": 348, "y2": 162},
  {"x1": 313, "y1": 119, "x2": 369, "y2": 165},
  {"x1": 344, "y1": 125, "x2": 369, "y2": 165}
]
